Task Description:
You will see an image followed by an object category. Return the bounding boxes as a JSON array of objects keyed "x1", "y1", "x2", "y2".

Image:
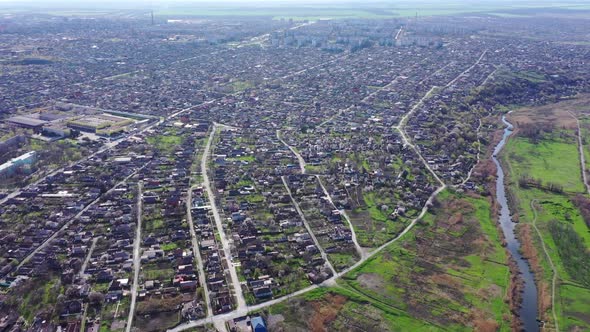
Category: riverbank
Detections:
[
  {"x1": 492, "y1": 115, "x2": 539, "y2": 332},
  {"x1": 500, "y1": 101, "x2": 590, "y2": 331}
]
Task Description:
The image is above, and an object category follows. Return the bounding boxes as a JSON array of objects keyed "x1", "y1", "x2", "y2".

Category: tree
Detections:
[{"x1": 88, "y1": 292, "x2": 105, "y2": 306}]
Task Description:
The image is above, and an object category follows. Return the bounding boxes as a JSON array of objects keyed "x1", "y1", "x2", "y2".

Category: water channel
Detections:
[{"x1": 492, "y1": 114, "x2": 539, "y2": 331}]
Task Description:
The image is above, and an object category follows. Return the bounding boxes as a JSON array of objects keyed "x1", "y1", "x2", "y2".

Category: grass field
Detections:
[
  {"x1": 504, "y1": 134, "x2": 585, "y2": 193},
  {"x1": 229, "y1": 80, "x2": 254, "y2": 92},
  {"x1": 502, "y1": 123, "x2": 590, "y2": 331},
  {"x1": 346, "y1": 190, "x2": 413, "y2": 248},
  {"x1": 146, "y1": 134, "x2": 182, "y2": 154},
  {"x1": 341, "y1": 191, "x2": 511, "y2": 330}
]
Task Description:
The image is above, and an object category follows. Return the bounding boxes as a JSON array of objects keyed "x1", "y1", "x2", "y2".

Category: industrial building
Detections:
[
  {"x1": 0, "y1": 151, "x2": 37, "y2": 179},
  {"x1": 5, "y1": 116, "x2": 47, "y2": 131}
]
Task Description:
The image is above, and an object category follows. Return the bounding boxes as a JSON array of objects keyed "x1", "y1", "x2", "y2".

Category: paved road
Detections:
[
  {"x1": 186, "y1": 184, "x2": 213, "y2": 317},
  {"x1": 444, "y1": 50, "x2": 488, "y2": 89},
  {"x1": 0, "y1": 113, "x2": 161, "y2": 206},
  {"x1": 79, "y1": 236, "x2": 99, "y2": 277},
  {"x1": 395, "y1": 85, "x2": 439, "y2": 148},
  {"x1": 316, "y1": 74, "x2": 405, "y2": 128},
  {"x1": 276, "y1": 130, "x2": 306, "y2": 174},
  {"x1": 167, "y1": 42, "x2": 497, "y2": 332},
  {"x1": 126, "y1": 181, "x2": 143, "y2": 332},
  {"x1": 0, "y1": 96, "x2": 217, "y2": 207},
  {"x1": 396, "y1": 50, "x2": 489, "y2": 187},
  {"x1": 17, "y1": 165, "x2": 147, "y2": 270},
  {"x1": 201, "y1": 124, "x2": 247, "y2": 312},
  {"x1": 281, "y1": 175, "x2": 337, "y2": 276},
  {"x1": 169, "y1": 82, "x2": 452, "y2": 330},
  {"x1": 168, "y1": 181, "x2": 446, "y2": 332},
  {"x1": 395, "y1": 26, "x2": 404, "y2": 40}
]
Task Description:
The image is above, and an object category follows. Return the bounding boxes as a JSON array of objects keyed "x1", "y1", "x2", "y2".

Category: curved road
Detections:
[
  {"x1": 168, "y1": 49, "x2": 496, "y2": 332},
  {"x1": 276, "y1": 130, "x2": 306, "y2": 174},
  {"x1": 168, "y1": 182, "x2": 446, "y2": 332},
  {"x1": 315, "y1": 175, "x2": 366, "y2": 259}
]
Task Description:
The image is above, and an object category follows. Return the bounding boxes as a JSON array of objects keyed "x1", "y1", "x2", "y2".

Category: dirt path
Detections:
[
  {"x1": 531, "y1": 199, "x2": 559, "y2": 332},
  {"x1": 568, "y1": 111, "x2": 590, "y2": 195},
  {"x1": 316, "y1": 175, "x2": 367, "y2": 259}
]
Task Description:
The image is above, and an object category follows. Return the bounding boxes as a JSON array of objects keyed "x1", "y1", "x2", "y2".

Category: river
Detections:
[{"x1": 492, "y1": 114, "x2": 539, "y2": 331}]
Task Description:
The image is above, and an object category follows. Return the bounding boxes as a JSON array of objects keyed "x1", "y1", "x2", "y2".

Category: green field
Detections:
[
  {"x1": 347, "y1": 189, "x2": 414, "y2": 248},
  {"x1": 229, "y1": 80, "x2": 255, "y2": 92},
  {"x1": 502, "y1": 128, "x2": 590, "y2": 331},
  {"x1": 504, "y1": 134, "x2": 585, "y2": 193},
  {"x1": 146, "y1": 134, "x2": 182, "y2": 154},
  {"x1": 342, "y1": 191, "x2": 511, "y2": 330}
]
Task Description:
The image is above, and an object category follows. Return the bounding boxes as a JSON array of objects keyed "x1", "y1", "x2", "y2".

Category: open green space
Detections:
[
  {"x1": 348, "y1": 191, "x2": 412, "y2": 248},
  {"x1": 146, "y1": 134, "x2": 182, "y2": 154},
  {"x1": 502, "y1": 125, "x2": 590, "y2": 331},
  {"x1": 143, "y1": 266, "x2": 175, "y2": 281},
  {"x1": 504, "y1": 133, "x2": 585, "y2": 193},
  {"x1": 229, "y1": 80, "x2": 254, "y2": 92},
  {"x1": 341, "y1": 190, "x2": 511, "y2": 331}
]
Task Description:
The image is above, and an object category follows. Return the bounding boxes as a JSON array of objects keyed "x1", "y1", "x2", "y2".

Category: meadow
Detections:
[
  {"x1": 502, "y1": 123, "x2": 590, "y2": 331},
  {"x1": 504, "y1": 134, "x2": 585, "y2": 193}
]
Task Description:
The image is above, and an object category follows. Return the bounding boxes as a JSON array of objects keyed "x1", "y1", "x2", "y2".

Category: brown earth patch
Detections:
[
  {"x1": 357, "y1": 273, "x2": 386, "y2": 293},
  {"x1": 309, "y1": 294, "x2": 347, "y2": 332},
  {"x1": 507, "y1": 94, "x2": 590, "y2": 131},
  {"x1": 429, "y1": 273, "x2": 461, "y2": 289},
  {"x1": 391, "y1": 194, "x2": 503, "y2": 327},
  {"x1": 471, "y1": 308, "x2": 499, "y2": 332},
  {"x1": 479, "y1": 283, "x2": 503, "y2": 299},
  {"x1": 507, "y1": 101, "x2": 579, "y2": 130}
]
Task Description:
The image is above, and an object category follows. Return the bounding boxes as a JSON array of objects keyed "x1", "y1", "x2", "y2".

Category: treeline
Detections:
[
  {"x1": 572, "y1": 194, "x2": 590, "y2": 229},
  {"x1": 518, "y1": 175, "x2": 564, "y2": 193},
  {"x1": 518, "y1": 123, "x2": 555, "y2": 144},
  {"x1": 466, "y1": 70, "x2": 588, "y2": 112},
  {"x1": 548, "y1": 220, "x2": 590, "y2": 287}
]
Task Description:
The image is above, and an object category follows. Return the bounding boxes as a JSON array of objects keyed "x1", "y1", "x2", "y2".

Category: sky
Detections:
[
  {"x1": 0, "y1": 0, "x2": 537, "y2": 3},
  {"x1": 0, "y1": 0, "x2": 583, "y2": 12}
]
